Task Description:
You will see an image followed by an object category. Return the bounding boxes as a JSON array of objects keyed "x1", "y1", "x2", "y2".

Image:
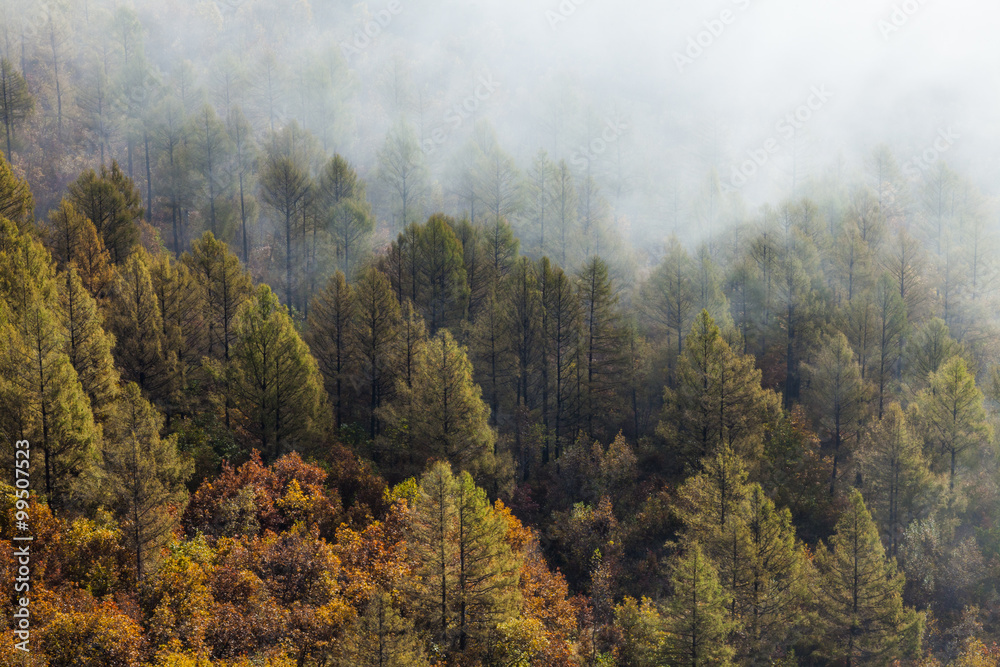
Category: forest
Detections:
[{"x1": 2, "y1": 0, "x2": 1000, "y2": 665}]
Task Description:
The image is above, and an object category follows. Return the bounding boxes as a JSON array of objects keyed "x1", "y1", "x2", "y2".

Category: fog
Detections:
[{"x1": 5, "y1": 0, "x2": 999, "y2": 259}]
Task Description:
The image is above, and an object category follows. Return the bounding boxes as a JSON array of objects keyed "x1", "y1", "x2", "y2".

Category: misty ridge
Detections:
[{"x1": 5, "y1": 0, "x2": 1000, "y2": 665}]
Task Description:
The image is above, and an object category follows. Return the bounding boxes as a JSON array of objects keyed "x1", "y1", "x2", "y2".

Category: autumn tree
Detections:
[
  {"x1": 814, "y1": 489, "x2": 922, "y2": 665},
  {"x1": 339, "y1": 591, "x2": 429, "y2": 667},
  {"x1": 0, "y1": 153, "x2": 33, "y2": 227}
]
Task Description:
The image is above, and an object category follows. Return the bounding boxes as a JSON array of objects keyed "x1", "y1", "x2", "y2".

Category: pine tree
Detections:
[
  {"x1": 67, "y1": 162, "x2": 143, "y2": 263},
  {"x1": 319, "y1": 154, "x2": 373, "y2": 278},
  {"x1": 90, "y1": 383, "x2": 191, "y2": 581},
  {"x1": 814, "y1": 489, "x2": 922, "y2": 665},
  {"x1": 149, "y1": 252, "x2": 205, "y2": 419},
  {"x1": 541, "y1": 258, "x2": 580, "y2": 458},
  {"x1": 507, "y1": 257, "x2": 543, "y2": 412},
  {"x1": 858, "y1": 402, "x2": 936, "y2": 558},
  {"x1": 871, "y1": 275, "x2": 907, "y2": 418},
  {"x1": 641, "y1": 236, "x2": 696, "y2": 370},
  {"x1": 0, "y1": 219, "x2": 98, "y2": 509},
  {"x1": 914, "y1": 355, "x2": 991, "y2": 493},
  {"x1": 0, "y1": 152, "x2": 33, "y2": 227},
  {"x1": 352, "y1": 266, "x2": 402, "y2": 439},
  {"x1": 307, "y1": 271, "x2": 356, "y2": 429},
  {"x1": 409, "y1": 462, "x2": 520, "y2": 654},
  {"x1": 469, "y1": 285, "x2": 513, "y2": 429},
  {"x1": 904, "y1": 317, "x2": 963, "y2": 392},
  {"x1": 188, "y1": 104, "x2": 234, "y2": 238},
  {"x1": 417, "y1": 213, "x2": 468, "y2": 333},
  {"x1": 385, "y1": 330, "x2": 495, "y2": 475},
  {"x1": 377, "y1": 119, "x2": 428, "y2": 230},
  {"x1": 0, "y1": 58, "x2": 34, "y2": 161},
  {"x1": 183, "y1": 232, "x2": 252, "y2": 363},
  {"x1": 662, "y1": 541, "x2": 734, "y2": 666},
  {"x1": 578, "y1": 256, "x2": 626, "y2": 440},
  {"x1": 260, "y1": 153, "x2": 310, "y2": 309},
  {"x1": 803, "y1": 332, "x2": 869, "y2": 495},
  {"x1": 661, "y1": 310, "x2": 781, "y2": 466},
  {"x1": 59, "y1": 267, "x2": 119, "y2": 421},
  {"x1": 229, "y1": 284, "x2": 327, "y2": 460},
  {"x1": 339, "y1": 591, "x2": 429, "y2": 667},
  {"x1": 106, "y1": 249, "x2": 169, "y2": 401},
  {"x1": 46, "y1": 200, "x2": 115, "y2": 301}
]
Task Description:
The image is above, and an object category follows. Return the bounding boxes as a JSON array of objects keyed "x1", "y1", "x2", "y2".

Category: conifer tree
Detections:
[
  {"x1": 106, "y1": 249, "x2": 169, "y2": 401},
  {"x1": 307, "y1": 270, "x2": 356, "y2": 429},
  {"x1": 90, "y1": 383, "x2": 191, "y2": 581},
  {"x1": 229, "y1": 284, "x2": 327, "y2": 459},
  {"x1": 508, "y1": 257, "x2": 543, "y2": 412},
  {"x1": 814, "y1": 489, "x2": 922, "y2": 665},
  {"x1": 0, "y1": 152, "x2": 33, "y2": 226},
  {"x1": 59, "y1": 267, "x2": 119, "y2": 420},
  {"x1": 662, "y1": 541, "x2": 734, "y2": 666},
  {"x1": 469, "y1": 285, "x2": 513, "y2": 429},
  {"x1": 339, "y1": 591, "x2": 429, "y2": 667},
  {"x1": 183, "y1": 232, "x2": 252, "y2": 363},
  {"x1": 260, "y1": 153, "x2": 310, "y2": 308},
  {"x1": 409, "y1": 462, "x2": 520, "y2": 654},
  {"x1": 871, "y1": 275, "x2": 907, "y2": 418},
  {"x1": 914, "y1": 355, "x2": 991, "y2": 493},
  {"x1": 661, "y1": 310, "x2": 781, "y2": 466},
  {"x1": 0, "y1": 58, "x2": 33, "y2": 162},
  {"x1": 541, "y1": 258, "x2": 580, "y2": 458},
  {"x1": 858, "y1": 402, "x2": 936, "y2": 557},
  {"x1": 417, "y1": 213, "x2": 468, "y2": 333},
  {"x1": 578, "y1": 256, "x2": 626, "y2": 440},
  {"x1": 803, "y1": 332, "x2": 869, "y2": 495},
  {"x1": 352, "y1": 267, "x2": 403, "y2": 438},
  {"x1": 386, "y1": 330, "x2": 495, "y2": 475},
  {"x1": 67, "y1": 162, "x2": 143, "y2": 263}
]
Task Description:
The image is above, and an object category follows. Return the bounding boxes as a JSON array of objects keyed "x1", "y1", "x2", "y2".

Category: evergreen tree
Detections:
[
  {"x1": 260, "y1": 153, "x2": 310, "y2": 309},
  {"x1": 183, "y1": 232, "x2": 252, "y2": 363},
  {"x1": 803, "y1": 332, "x2": 869, "y2": 495},
  {"x1": 662, "y1": 541, "x2": 734, "y2": 666},
  {"x1": 541, "y1": 258, "x2": 580, "y2": 458},
  {"x1": 871, "y1": 275, "x2": 907, "y2": 418},
  {"x1": 0, "y1": 152, "x2": 33, "y2": 227},
  {"x1": 0, "y1": 58, "x2": 33, "y2": 161},
  {"x1": 409, "y1": 462, "x2": 520, "y2": 654},
  {"x1": 339, "y1": 591, "x2": 429, "y2": 667},
  {"x1": 307, "y1": 270, "x2": 356, "y2": 430},
  {"x1": 385, "y1": 330, "x2": 495, "y2": 475},
  {"x1": 106, "y1": 249, "x2": 169, "y2": 401},
  {"x1": 89, "y1": 383, "x2": 191, "y2": 581},
  {"x1": 904, "y1": 317, "x2": 964, "y2": 392},
  {"x1": 814, "y1": 489, "x2": 922, "y2": 665},
  {"x1": 417, "y1": 213, "x2": 468, "y2": 333},
  {"x1": 469, "y1": 285, "x2": 513, "y2": 429},
  {"x1": 59, "y1": 267, "x2": 119, "y2": 421},
  {"x1": 661, "y1": 310, "x2": 781, "y2": 466},
  {"x1": 229, "y1": 284, "x2": 327, "y2": 460},
  {"x1": 46, "y1": 200, "x2": 115, "y2": 300},
  {"x1": 578, "y1": 256, "x2": 626, "y2": 440},
  {"x1": 352, "y1": 266, "x2": 402, "y2": 438},
  {"x1": 319, "y1": 154, "x2": 373, "y2": 278},
  {"x1": 858, "y1": 402, "x2": 937, "y2": 558},
  {"x1": 914, "y1": 355, "x2": 991, "y2": 493},
  {"x1": 67, "y1": 162, "x2": 144, "y2": 263}
]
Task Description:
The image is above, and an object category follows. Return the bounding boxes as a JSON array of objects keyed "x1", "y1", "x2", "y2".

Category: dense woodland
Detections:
[{"x1": 3, "y1": 1, "x2": 1000, "y2": 666}]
